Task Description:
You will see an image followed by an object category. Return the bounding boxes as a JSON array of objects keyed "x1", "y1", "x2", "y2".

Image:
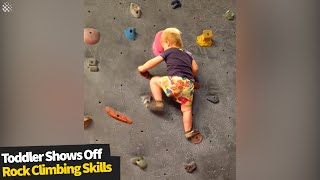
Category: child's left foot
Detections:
[{"x1": 185, "y1": 129, "x2": 200, "y2": 139}]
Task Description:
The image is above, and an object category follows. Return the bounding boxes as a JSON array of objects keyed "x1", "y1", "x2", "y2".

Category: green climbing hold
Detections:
[{"x1": 224, "y1": 10, "x2": 235, "y2": 21}]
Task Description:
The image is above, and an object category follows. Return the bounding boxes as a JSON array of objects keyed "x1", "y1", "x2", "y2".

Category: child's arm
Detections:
[
  {"x1": 192, "y1": 59, "x2": 198, "y2": 77},
  {"x1": 138, "y1": 56, "x2": 164, "y2": 73}
]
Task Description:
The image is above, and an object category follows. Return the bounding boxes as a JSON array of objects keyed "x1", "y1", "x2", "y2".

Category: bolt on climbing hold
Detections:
[
  {"x1": 194, "y1": 81, "x2": 200, "y2": 90},
  {"x1": 130, "y1": 156, "x2": 147, "y2": 169},
  {"x1": 87, "y1": 57, "x2": 97, "y2": 66},
  {"x1": 152, "y1": 30, "x2": 164, "y2": 56},
  {"x1": 184, "y1": 161, "x2": 197, "y2": 173},
  {"x1": 141, "y1": 95, "x2": 151, "y2": 105},
  {"x1": 138, "y1": 69, "x2": 153, "y2": 79},
  {"x1": 90, "y1": 66, "x2": 99, "y2": 72},
  {"x1": 84, "y1": 116, "x2": 93, "y2": 129},
  {"x1": 105, "y1": 106, "x2": 133, "y2": 124},
  {"x1": 124, "y1": 27, "x2": 136, "y2": 41},
  {"x1": 207, "y1": 95, "x2": 219, "y2": 104},
  {"x1": 224, "y1": 10, "x2": 235, "y2": 21},
  {"x1": 130, "y1": 3, "x2": 141, "y2": 18},
  {"x1": 197, "y1": 30, "x2": 214, "y2": 47},
  {"x1": 191, "y1": 132, "x2": 203, "y2": 144},
  {"x1": 84, "y1": 28, "x2": 100, "y2": 45},
  {"x1": 171, "y1": 0, "x2": 182, "y2": 9}
]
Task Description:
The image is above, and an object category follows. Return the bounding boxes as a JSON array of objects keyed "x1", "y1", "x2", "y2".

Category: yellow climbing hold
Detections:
[{"x1": 196, "y1": 30, "x2": 213, "y2": 47}]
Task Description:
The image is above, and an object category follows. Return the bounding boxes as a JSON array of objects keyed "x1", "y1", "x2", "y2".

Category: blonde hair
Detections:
[{"x1": 161, "y1": 27, "x2": 183, "y2": 48}]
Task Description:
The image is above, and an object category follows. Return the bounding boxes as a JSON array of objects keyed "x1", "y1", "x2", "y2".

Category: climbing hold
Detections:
[
  {"x1": 130, "y1": 3, "x2": 141, "y2": 18},
  {"x1": 141, "y1": 95, "x2": 151, "y2": 105},
  {"x1": 152, "y1": 30, "x2": 164, "y2": 56},
  {"x1": 87, "y1": 57, "x2": 97, "y2": 66},
  {"x1": 194, "y1": 82, "x2": 200, "y2": 90},
  {"x1": 184, "y1": 161, "x2": 197, "y2": 173},
  {"x1": 130, "y1": 156, "x2": 143, "y2": 164},
  {"x1": 131, "y1": 156, "x2": 147, "y2": 169},
  {"x1": 171, "y1": 0, "x2": 182, "y2": 9},
  {"x1": 197, "y1": 30, "x2": 214, "y2": 47},
  {"x1": 138, "y1": 70, "x2": 153, "y2": 79},
  {"x1": 84, "y1": 116, "x2": 93, "y2": 129},
  {"x1": 105, "y1": 106, "x2": 133, "y2": 124},
  {"x1": 124, "y1": 27, "x2": 136, "y2": 41},
  {"x1": 90, "y1": 66, "x2": 99, "y2": 72},
  {"x1": 136, "y1": 158, "x2": 147, "y2": 169},
  {"x1": 84, "y1": 28, "x2": 100, "y2": 45},
  {"x1": 207, "y1": 95, "x2": 219, "y2": 104},
  {"x1": 191, "y1": 132, "x2": 203, "y2": 144},
  {"x1": 224, "y1": 10, "x2": 235, "y2": 21}
]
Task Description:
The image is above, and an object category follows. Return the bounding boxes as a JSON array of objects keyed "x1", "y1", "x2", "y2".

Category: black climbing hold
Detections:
[
  {"x1": 207, "y1": 95, "x2": 219, "y2": 104},
  {"x1": 171, "y1": 0, "x2": 182, "y2": 9},
  {"x1": 173, "y1": 3, "x2": 182, "y2": 9},
  {"x1": 184, "y1": 161, "x2": 197, "y2": 173},
  {"x1": 171, "y1": 0, "x2": 179, "y2": 5}
]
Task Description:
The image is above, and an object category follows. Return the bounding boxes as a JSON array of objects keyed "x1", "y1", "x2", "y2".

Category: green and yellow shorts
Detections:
[{"x1": 159, "y1": 76, "x2": 194, "y2": 106}]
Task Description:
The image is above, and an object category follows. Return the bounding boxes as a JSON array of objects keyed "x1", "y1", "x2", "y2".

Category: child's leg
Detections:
[
  {"x1": 150, "y1": 76, "x2": 162, "y2": 101},
  {"x1": 181, "y1": 104, "x2": 192, "y2": 132},
  {"x1": 146, "y1": 76, "x2": 164, "y2": 111}
]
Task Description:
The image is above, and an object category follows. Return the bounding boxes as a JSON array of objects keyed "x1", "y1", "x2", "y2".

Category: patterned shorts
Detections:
[{"x1": 159, "y1": 76, "x2": 194, "y2": 106}]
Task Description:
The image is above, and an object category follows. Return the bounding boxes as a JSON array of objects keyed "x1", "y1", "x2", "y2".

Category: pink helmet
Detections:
[{"x1": 152, "y1": 30, "x2": 164, "y2": 56}]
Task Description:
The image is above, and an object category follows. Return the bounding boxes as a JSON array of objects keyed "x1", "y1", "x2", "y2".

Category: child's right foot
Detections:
[
  {"x1": 185, "y1": 129, "x2": 200, "y2": 139},
  {"x1": 146, "y1": 100, "x2": 164, "y2": 112}
]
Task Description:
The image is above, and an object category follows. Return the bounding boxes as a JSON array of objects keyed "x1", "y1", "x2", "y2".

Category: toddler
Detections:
[{"x1": 138, "y1": 28, "x2": 199, "y2": 139}]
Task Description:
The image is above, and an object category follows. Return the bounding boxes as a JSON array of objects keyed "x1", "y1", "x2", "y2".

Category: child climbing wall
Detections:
[
  {"x1": 137, "y1": 27, "x2": 200, "y2": 139},
  {"x1": 84, "y1": 0, "x2": 236, "y2": 179}
]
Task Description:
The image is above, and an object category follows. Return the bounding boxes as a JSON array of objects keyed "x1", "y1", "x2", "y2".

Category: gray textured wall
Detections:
[{"x1": 84, "y1": 0, "x2": 236, "y2": 179}]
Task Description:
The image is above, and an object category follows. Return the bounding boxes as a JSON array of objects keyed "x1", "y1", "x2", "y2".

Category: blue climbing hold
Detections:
[{"x1": 124, "y1": 27, "x2": 136, "y2": 41}]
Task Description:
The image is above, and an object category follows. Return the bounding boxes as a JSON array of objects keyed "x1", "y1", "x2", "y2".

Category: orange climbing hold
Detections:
[
  {"x1": 105, "y1": 106, "x2": 133, "y2": 124},
  {"x1": 196, "y1": 30, "x2": 213, "y2": 47}
]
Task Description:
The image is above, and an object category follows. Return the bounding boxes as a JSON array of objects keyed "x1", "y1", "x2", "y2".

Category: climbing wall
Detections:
[{"x1": 84, "y1": 0, "x2": 236, "y2": 179}]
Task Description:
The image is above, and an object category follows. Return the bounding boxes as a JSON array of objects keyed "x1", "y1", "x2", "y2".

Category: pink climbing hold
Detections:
[
  {"x1": 84, "y1": 28, "x2": 100, "y2": 45},
  {"x1": 152, "y1": 30, "x2": 164, "y2": 56}
]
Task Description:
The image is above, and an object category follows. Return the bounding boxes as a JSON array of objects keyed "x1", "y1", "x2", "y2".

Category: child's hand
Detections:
[
  {"x1": 137, "y1": 66, "x2": 145, "y2": 73},
  {"x1": 137, "y1": 67, "x2": 153, "y2": 79}
]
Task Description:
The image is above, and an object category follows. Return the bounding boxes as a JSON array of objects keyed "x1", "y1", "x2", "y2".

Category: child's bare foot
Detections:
[
  {"x1": 185, "y1": 129, "x2": 200, "y2": 139},
  {"x1": 146, "y1": 100, "x2": 164, "y2": 112}
]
